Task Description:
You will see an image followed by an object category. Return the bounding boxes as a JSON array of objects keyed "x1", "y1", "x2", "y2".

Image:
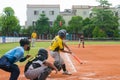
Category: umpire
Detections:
[{"x1": 0, "y1": 38, "x2": 31, "y2": 80}]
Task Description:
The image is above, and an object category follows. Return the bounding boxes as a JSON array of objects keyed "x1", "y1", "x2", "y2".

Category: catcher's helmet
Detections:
[
  {"x1": 20, "y1": 38, "x2": 30, "y2": 46},
  {"x1": 37, "y1": 48, "x2": 48, "y2": 61},
  {"x1": 58, "y1": 29, "x2": 66, "y2": 38}
]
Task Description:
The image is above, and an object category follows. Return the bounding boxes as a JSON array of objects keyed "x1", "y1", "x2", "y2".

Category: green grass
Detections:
[
  {"x1": 0, "y1": 41, "x2": 120, "y2": 65},
  {"x1": 1, "y1": 41, "x2": 120, "y2": 56},
  {"x1": 0, "y1": 42, "x2": 51, "y2": 56},
  {"x1": 0, "y1": 42, "x2": 51, "y2": 65}
]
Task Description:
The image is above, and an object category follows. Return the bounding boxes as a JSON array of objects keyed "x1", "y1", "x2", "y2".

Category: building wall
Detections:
[
  {"x1": 62, "y1": 15, "x2": 73, "y2": 26},
  {"x1": 115, "y1": 5, "x2": 120, "y2": 29},
  {"x1": 26, "y1": 4, "x2": 120, "y2": 28},
  {"x1": 26, "y1": 5, "x2": 60, "y2": 27},
  {"x1": 60, "y1": 9, "x2": 74, "y2": 26},
  {"x1": 72, "y1": 5, "x2": 92, "y2": 19}
]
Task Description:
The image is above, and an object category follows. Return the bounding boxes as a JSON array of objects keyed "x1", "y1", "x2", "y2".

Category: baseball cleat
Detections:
[{"x1": 62, "y1": 71, "x2": 72, "y2": 75}]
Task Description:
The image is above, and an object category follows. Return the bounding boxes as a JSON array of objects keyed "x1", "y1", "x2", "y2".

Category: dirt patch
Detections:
[{"x1": 0, "y1": 44, "x2": 120, "y2": 80}]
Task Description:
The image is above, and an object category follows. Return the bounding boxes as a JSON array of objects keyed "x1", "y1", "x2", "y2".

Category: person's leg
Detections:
[
  {"x1": 57, "y1": 53, "x2": 71, "y2": 75},
  {"x1": 50, "y1": 51, "x2": 62, "y2": 70},
  {"x1": 38, "y1": 67, "x2": 52, "y2": 80},
  {"x1": 50, "y1": 51, "x2": 71, "y2": 75},
  {"x1": 31, "y1": 38, "x2": 34, "y2": 47},
  {"x1": 9, "y1": 64, "x2": 20, "y2": 80},
  {"x1": 78, "y1": 38, "x2": 80, "y2": 48},
  {"x1": 25, "y1": 66, "x2": 50, "y2": 80},
  {"x1": 82, "y1": 40, "x2": 85, "y2": 48},
  {"x1": 33, "y1": 39, "x2": 35, "y2": 47},
  {"x1": 0, "y1": 57, "x2": 20, "y2": 80},
  {"x1": 61, "y1": 61, "x2": 71, "y2": 75}
]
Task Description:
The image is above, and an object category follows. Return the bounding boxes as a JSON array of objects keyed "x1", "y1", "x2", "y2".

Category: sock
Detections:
[{"x1": 62, "y1": 64, "x2": 66, "y2": 71}]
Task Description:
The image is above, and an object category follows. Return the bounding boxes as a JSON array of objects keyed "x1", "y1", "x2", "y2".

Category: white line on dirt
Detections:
[{"x1": 64, "y1": 53, "x2": 77, "y2": 72}]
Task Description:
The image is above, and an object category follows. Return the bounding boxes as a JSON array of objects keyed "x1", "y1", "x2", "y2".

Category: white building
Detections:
[
  {"x1": 115, "y1": 5, "x2": 120, "y2": 29},
  {"x1": 60, "y1": 9, "x2": 74, "y2": 26},
  {"x1": 26, "y1": 4, "x2": 120, "y2": 27},
  {"x1": 26, "y1": 4, "x2": 60, "y2": 27},
  {"x1": 72, "y1": 5, "x2": 91, "y2": 19}
]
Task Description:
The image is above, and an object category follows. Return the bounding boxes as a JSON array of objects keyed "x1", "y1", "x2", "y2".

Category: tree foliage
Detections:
[
  {"x1": 82, "y1": 18, "x2": 95, "y2": 37},
  {"x1": 91, "y1": 0, "x2": 119, "y2": 37},
  {"x1": 68, "y1": 16, "x2": 83, "y2": 33},
  {"x1": 0, "y1": 7, "x2": 20, "y2": 36},
  {"x1": 52, "y1": 15, "x2": 66, "y2": 34},
  {"x1": 36, "y1": 14, "x2": 50, "y2": 34}
]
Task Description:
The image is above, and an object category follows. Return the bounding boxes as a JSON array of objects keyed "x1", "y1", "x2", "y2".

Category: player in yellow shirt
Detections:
[
  {"x1": 31, "y1": 31, "x2": 37, "y2": 47},
  {"x1": 49, "y1": 29, "x2": 72, "y2": 75}
]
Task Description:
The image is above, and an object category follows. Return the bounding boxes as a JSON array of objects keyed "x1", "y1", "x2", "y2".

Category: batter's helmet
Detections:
[
  {"x1": 37, "y1": 48, "x2": 48, "y2": 61},
  {"x1": 58, "y1": 29, "x2": 66, "y2": 38}
]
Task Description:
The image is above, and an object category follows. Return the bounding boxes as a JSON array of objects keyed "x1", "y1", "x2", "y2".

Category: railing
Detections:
[{"x1": 0, "y1": 37, "x2": 27, "y2": 43}]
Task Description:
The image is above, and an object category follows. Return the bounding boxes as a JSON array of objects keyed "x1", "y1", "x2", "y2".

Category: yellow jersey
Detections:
[
  {"x1": 31, "y1": 32, "x2": 37, "y2": 38},
  {"x1": 50, "y1": 35, "x2": 64, "y2": 51}
]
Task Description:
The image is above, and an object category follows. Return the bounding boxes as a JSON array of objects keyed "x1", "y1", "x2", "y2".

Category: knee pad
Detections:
[{"x1": 54, "y1": 61, "x2": 62, "y2": 71}]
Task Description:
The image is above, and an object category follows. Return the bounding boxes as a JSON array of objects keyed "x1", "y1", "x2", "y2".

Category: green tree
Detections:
[
  {"x1": 82, "y1": 18, "x2": 95, "y2": 37},
  {"x1": 52, "y1": 15, "x2": 66, "y2": 34},
  {"x1": 68, "y1": 16, "x2": 83, "y2": 33},
  {"x1": 91, "y1": 0, "x2": 119, "y2": 37},
  {"x1": 0, "y1": 15, "x2": 2, "y2": 31},
  {"x1": 36, "y1": 14, "x2": 50, "y2": 34},
  {"x1": 0, "y1": 7, "x2": 20, "y2": 36},
  {"x1": 20, "y1": 26, "x2": 33, "y2": 38},
  {"x1": 92, "y1": 26, "x2": 107, "y2": 38},
  {"x1": 97, "y1": 0, "x2": 112, "y2": 7}
]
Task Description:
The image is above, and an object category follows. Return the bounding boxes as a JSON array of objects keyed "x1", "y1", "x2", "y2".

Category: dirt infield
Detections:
[{"x1": 0, "y1": 44, "x2": 120, "y2": 80}]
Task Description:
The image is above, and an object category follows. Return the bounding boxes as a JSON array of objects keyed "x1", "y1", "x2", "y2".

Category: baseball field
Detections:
[{"x1": 0, "y1": 41, "x2": 120, "y2": 80}]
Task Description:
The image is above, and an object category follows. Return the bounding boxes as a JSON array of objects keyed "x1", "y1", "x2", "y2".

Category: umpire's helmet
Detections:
[
  {"x1": 20, "y1": 38, "x2": 30, "y2": 46},
  {"x1": 37, "y1": 48, "x2": 48, "y2": 61},
  {"x1": 58, "y1": 29, "x2": 66, "y2": 38}
]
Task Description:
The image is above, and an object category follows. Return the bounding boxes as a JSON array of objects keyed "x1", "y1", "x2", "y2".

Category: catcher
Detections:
[{"x1": 24, "y1": 48, "x2": 58, "y2": 80}]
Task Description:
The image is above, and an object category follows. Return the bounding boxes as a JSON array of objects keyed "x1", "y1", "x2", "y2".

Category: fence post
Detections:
[{"x1": 2, "y1": 36, "x2": 6, "y2": 43}]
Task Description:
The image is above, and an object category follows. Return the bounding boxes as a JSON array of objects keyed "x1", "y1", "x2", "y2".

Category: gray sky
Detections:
[{"x1": 0, "y1": 0, "x2": 120, "y2": 25}]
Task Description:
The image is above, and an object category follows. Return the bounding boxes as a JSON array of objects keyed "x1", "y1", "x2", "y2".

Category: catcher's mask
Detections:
[{"x1": 37, "y1": 48, "x2": 48, "y2": 61}]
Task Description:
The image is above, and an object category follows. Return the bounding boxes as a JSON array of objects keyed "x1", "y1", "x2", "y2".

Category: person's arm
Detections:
[
  {"x1": 61, "y1": 49, "x2": 72, "y2": 54},
  {"x1": 59, "y1": 41, "x2": 72, "y2": 54},
  {"x1": 20, "y1": 55, "x2": 31, "y2": 62},
  {"x1": 63, "y1": 42, "x2": 71, "y2": 51}
]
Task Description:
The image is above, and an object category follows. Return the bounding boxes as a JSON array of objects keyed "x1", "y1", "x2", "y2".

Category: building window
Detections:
[
  {"x1": 49, "y1": 11, "x2": 54, "y2": 15},
  {"x1": 49, "y1": 21, "x2": 53, "y2": 26},
  {"x1": 42, "y1": 11, "x2": 45, "y2": 14},
  {"x1": 34, "y1": 10, "x2": 39, "y2": 15},
  {"x1": 83, "y1": 11, "x2": 87, "y2": 15},
  {"x1": 32, "y1": 21, "x2": 36, "y2": 26}
]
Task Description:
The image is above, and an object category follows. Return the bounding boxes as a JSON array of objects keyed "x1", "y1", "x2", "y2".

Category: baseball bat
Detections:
[{"x1": 71, "y1": 53, "x2": 82, "y2": 64}]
